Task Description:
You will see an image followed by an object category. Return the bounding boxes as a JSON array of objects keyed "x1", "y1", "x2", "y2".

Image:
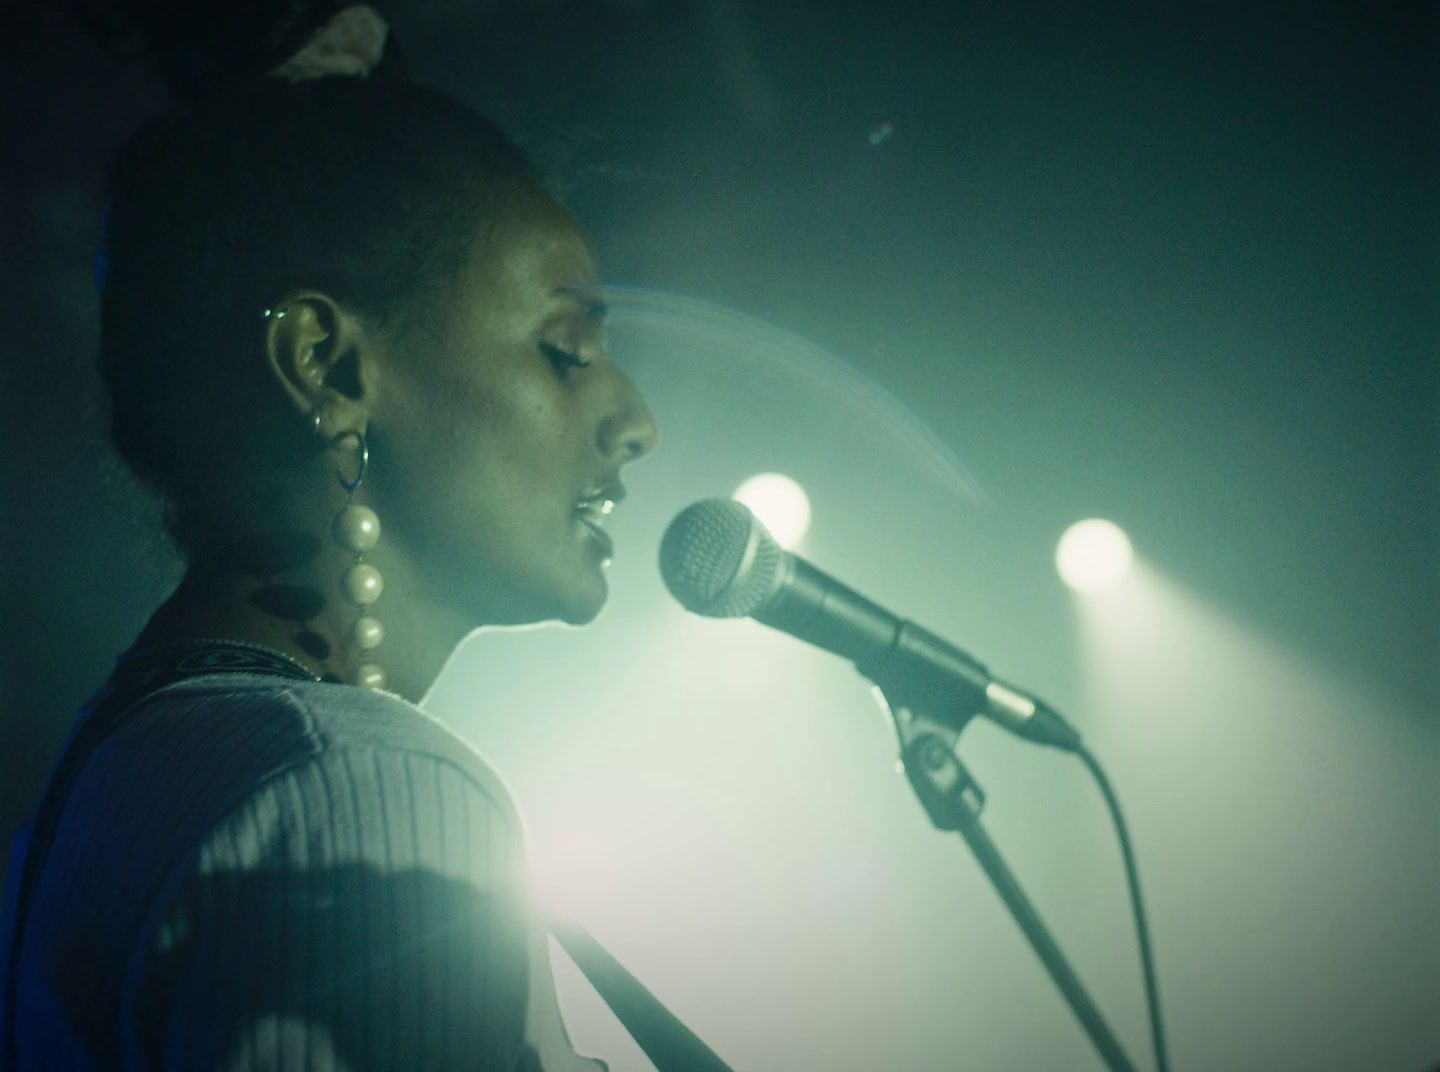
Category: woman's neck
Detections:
[{"x1": 135, "y1": 528, "x2": 471, "y2": 705}]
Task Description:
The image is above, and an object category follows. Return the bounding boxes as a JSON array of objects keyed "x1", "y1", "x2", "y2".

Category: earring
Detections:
[{"x1": 329, "y1": 426, "x2": 386, "y2": 690}]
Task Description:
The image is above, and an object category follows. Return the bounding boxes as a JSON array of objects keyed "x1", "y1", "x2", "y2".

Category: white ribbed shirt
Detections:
[{"x1": 5, "y1": 673, "x2": 604, "y2": 1071}]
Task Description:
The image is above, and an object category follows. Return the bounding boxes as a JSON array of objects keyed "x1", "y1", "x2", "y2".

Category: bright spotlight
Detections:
[
  {"x1": 1057, "y1": 518, "x2": 1133, "y2": 594},
  {"x1": 733, "y1": 472, "x2": 812, "y2": 548}
]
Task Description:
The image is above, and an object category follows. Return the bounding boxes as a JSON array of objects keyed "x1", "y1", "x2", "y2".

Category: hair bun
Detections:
[
  {"x1": 268, "y1": 6, "x2": 388, "y2": 83},
  {"x1": 78, "y1": 0, "x2": 392, "y2": 99}
]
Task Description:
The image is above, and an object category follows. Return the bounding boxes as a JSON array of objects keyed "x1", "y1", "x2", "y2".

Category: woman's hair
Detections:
[{"x1": 95, "y1": 4, "x2": 540, "y2": 560}]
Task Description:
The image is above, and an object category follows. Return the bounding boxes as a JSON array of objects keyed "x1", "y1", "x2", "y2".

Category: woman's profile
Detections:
[{"x1": 0, "y1": 3, "x2": 657, "y2": 1068}]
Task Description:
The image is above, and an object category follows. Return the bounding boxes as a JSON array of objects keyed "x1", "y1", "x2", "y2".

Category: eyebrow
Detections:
[{"x1": 553, "y1": 285, "x2": 609, "y2": 322}]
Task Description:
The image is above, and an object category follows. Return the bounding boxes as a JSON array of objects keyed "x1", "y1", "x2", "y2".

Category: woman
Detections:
[{"x1": 1, "y1": 4, "x2": 656, "y2": 1068}]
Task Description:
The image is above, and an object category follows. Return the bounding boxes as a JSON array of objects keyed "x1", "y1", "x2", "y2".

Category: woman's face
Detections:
[{"x1": 373, "y1": 191, "x2": 658, "y2": 627}]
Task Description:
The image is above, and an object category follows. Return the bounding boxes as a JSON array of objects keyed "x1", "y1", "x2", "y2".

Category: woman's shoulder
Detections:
[
  {"x1": 14, "y1": 674, "x2": 535, "y2": 1069},
  {"x1": 102, "y1": 671, "x2": 491, "y2": 768},
  {"x1": 101, "y1": 672, "x2": 518, "y2": 821},
  {"x1": 37, "y1": 673, "x2": 527, "y2": 936}
]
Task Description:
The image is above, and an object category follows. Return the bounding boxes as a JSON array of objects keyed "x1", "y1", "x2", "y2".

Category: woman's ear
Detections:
[{"x1": 263, "y1": 293, "x2": 375, "y2": 432}]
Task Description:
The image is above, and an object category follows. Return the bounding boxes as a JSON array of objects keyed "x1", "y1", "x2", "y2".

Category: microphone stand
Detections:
[{"x1": 877, "y1": 692, "x2": 1139, "y2": 1072}]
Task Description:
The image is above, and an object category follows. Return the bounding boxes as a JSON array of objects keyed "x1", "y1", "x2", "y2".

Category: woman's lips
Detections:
[{"x1": 573, "y1": 500, "x2": 615, "y2": 561}]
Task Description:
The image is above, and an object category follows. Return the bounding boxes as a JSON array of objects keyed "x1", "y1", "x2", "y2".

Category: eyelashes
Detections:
[{"x1": 538, "y1": 342, "x2": 592, "y2": 376}]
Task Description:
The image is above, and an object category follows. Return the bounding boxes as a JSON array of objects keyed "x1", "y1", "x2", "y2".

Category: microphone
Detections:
[{"x1": 659, "y1": 499, "x2": 1082, "y2": 752}]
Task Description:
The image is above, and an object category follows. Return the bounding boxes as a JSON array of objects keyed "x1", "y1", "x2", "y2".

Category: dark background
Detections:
[{"x1": 3, "y1": 2, "x2": 1436, "y2": 1069}]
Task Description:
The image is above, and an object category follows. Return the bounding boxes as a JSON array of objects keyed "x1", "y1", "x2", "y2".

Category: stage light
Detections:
[
  {"x1": 1056, "y1": 518, "x2": 1133, "y2": 593},
  {"x1": 733, "y1": 472, "x2": 812, "y2": 548}
]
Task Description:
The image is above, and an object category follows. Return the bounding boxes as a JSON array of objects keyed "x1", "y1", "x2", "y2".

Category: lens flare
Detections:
[
  {"x1": 1056, "y1": 518, "x2": 1133, "y2": 593},
  {"x1": 733, "y1": 472, "x2": 812, "y2": 548}
]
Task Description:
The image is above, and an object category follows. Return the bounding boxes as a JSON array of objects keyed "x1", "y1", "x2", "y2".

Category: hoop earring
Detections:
[{"x1": 329, "y1": 428, "x2": 386, "y2": 689}]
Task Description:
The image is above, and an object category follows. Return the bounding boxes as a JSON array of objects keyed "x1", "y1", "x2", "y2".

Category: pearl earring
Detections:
[{"x1": 329, "y1": 427, "x2": 386, "y2": 690}]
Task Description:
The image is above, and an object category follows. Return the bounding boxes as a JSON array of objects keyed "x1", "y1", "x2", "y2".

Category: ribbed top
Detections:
[{"x1": 3, "y1": 675, "x2": 603, "y2": 1070}]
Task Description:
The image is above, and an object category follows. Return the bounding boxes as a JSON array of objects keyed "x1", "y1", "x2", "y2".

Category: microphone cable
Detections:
[{"x1": 1077, "y1": 744, "x2": 1171, "y2": 1072}]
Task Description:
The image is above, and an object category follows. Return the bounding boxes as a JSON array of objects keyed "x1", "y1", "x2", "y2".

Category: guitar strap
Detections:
[{"x1": 0, "y1": 641, "x2": 734, "y2": 1072}]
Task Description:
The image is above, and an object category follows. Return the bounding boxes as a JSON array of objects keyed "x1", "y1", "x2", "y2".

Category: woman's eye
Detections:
[{"x1": 539, "y1": 342, "x2": 592, "y2": 376}]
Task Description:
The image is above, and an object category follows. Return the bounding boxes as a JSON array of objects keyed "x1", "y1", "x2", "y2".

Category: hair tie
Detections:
[{"x1": 267, "y1": 4, "x2": 389, "y2": 82}]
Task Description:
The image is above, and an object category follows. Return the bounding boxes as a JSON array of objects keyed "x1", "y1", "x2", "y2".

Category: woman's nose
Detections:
[{"x1": 597, "y1": 367, "x2": 659, "y2": 465}]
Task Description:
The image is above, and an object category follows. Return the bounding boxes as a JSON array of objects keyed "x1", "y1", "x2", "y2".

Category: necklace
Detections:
[{"x1": 139, "y1": 636, "x2": 325, "y2": 683}]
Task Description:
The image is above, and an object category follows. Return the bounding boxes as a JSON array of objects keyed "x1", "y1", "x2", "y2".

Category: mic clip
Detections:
[{"x1": 875, "y1": 689, "x2": 987, "y2": 833}]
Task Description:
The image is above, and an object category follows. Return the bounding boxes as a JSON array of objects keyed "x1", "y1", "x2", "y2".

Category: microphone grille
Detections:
[{"x1": 659, "y1": 498, "x2": 784, "y2": 619}]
